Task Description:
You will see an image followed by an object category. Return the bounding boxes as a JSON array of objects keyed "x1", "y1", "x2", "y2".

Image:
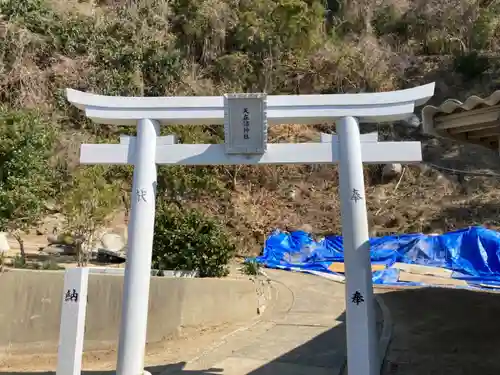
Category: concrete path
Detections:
[{"x1": 158, "y1": 269, "x2": 352, "y2": 375}]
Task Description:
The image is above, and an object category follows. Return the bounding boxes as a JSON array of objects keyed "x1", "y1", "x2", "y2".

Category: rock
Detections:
[
  {"x1": 112, "y1": 225, "x2": 128, "y2": 242},
  {"x1": 38, "y1": 214, "x2": 65, "y2": 236},
  {"x1": 42, "y1": 244, "x2": 76, "y2": 255},
  {"x1": 402, "y1": 114, "x2": 420, "y2": 128},
  {"x1": 0, "y1": 232, "x2": 10, "y2": 252},
  {"x1": 428, "y1": 138, "x2": 440, "y2": 147},
  {"x1": 47, "y1": 234, "x2": 58, "y2": 244},
  {"x1": 382, "y1": 163, "x2": 402, "y2": 179},
  {"x1": 44, "y1": 200, "x2": 58, "y2": 212},
  {"x1": 100, "y1": 233, "x2": 125, "y2": 252},
  {"x1": 47, "y1": 233, "x2": 73, "y2": 245},
  {"x1": 42, "y1": 245, "x2": 64, "y2": 255}
]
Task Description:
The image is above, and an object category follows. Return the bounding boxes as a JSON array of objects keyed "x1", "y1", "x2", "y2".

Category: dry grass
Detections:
[
  {"x1": 45, "y1": 0, "x2": 100, "y2": 16},
  {"x1": 0, "y1": 23, "x2": 51, "y2": 109}
]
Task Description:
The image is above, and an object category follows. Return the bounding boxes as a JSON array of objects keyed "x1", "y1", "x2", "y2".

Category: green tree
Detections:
[
  {"x1": 152, "y1": 204, "x2": 235, "y2": 277},
  {"x1": 0, "y1": 107, "x2": 56, "y2": 263},
  {"x1": 62, "y1": 166, "x2": 121, "y2": 266}
]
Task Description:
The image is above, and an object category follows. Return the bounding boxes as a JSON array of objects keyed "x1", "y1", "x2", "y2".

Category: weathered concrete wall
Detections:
[{"x1": 0, "y1": 269, "x2": 257, "y2": 353}]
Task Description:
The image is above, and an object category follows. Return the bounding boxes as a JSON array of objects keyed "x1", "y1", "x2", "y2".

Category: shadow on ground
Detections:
[
  {"x1": 0, "y1": 362, "x2": 222, "y2": 375},
  {"x1": 245, "y1": 311, "x2": 347, "y2": 375},
  {"x1": 377, "y1": 286, "x2": 500, "y2": 375},
  {"x1": 0, "y1": 310, "x2": 349, "y2": 375}
]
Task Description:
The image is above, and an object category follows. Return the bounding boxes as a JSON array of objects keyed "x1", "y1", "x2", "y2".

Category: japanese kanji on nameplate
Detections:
[{"x1": 223, "y1": 93, "x2": 267, "y2": 155}]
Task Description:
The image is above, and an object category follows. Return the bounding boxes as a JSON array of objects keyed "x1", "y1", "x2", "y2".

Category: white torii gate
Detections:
[{"x1": 64, "y1": 84, "x2": 435, "y2": 375}]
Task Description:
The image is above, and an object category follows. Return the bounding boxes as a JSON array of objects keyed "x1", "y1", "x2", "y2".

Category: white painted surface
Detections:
[
  {"x1": 116, "y1": 119, "x2": 159, "y2": 375},
  {"x1": 80, "y1": 142, "x2": 422, "y2": 165},
  {"x1": 320, "y1": 132, "x2": 378, "y2": 143},
  {"x1": 67, "y1": 83, "x2": 434, "y2": 110},
  {"x1": 120, "y1": 134, "x2": 177, "y2": 145},
  {"x1": 337, "y1": 116, "x2": 379, "y2": 375},
  {"x1": 83, "y1": 102, "x2": 417, "y2": 125},
  {"x1": 56, "y1": 267, "x2": 89, "y2": 375},
  {"x1": 224, "y1": 93, "x2": 267, "y2": 155},
  {"x1": 66, "y1": 83, "x2": 435, "y2": 125}
]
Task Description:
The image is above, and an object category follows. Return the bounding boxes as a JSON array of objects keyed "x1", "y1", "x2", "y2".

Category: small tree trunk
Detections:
[
  {"x1": 122, "y1": 190, "x2": 130, "y2": 225},
  {"x1": 76, "y1": 241, "x2": 83, "y2": 267},
  {"x1": 19, "y1": 238, "x2": 26, "y2": 263},
  {"x1": 13, "y1": 232, "x2": 26, "y2": 264},
  {"x1": 83, "y1": 233, "x2": 93, "y2": 266},
  {"x1": 0, "y1": 251, "x2": 5, "y2": 272}
]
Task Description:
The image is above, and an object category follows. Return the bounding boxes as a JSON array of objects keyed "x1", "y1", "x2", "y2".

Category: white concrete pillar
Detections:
[
  {"x1": 116, "y1": 119, "x2": 159, "y2": 375},
  {"x1": 336, "y1": 116, "x2": 379, "y2": 375}
]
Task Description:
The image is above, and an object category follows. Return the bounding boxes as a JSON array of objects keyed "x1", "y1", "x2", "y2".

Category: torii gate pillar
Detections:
[
  {"x1": 337, "y1": 116, "x2": 378, "y2": 374},
  {"x1": 116, "y1": 119, "x2": 159, "y2": 375}
]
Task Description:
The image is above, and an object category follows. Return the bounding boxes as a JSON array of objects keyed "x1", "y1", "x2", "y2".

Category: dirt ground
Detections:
[
  {"x1": 0, "y1": 323, "x2": 246, "y2": 373},
  {"x1": 377, "y1": 286, "x2": 500, "y2": 375}
]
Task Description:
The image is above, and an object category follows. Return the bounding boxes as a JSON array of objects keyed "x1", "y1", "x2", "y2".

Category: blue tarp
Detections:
[{"x1": 255, "y1": 226, "x2": 500, "y2": 289}]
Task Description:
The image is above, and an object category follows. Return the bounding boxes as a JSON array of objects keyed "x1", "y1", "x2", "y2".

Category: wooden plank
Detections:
[
  {"x1": 328, "y1": 262, "x2": 386, "y2": 274},
  {"x1": 398, "y1": 271, "x2": 468, "y2": 286},
  {"x1": 391, "y1": 263, "x2": 454, "y2": 278}
]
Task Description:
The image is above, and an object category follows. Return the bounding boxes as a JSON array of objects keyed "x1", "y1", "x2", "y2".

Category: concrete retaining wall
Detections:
[{"x1": 0, "y1": 269, "x2": 258, "y2": 353}]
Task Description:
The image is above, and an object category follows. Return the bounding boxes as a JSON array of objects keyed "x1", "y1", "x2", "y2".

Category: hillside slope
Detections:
[{"x1": 1, "y1": 0, "x2": 500, "y2": 255}]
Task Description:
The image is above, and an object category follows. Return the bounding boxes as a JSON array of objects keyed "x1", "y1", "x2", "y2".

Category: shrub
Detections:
[
  {"x1": 454, "y1": 51, "x2": 490, "y2": 80},
  {"x1": 152, "y1": 204, "x2": 235, "y2": 277},
  {"x1": 10, "y1": 254, "x2": 26, "y2": 268},
  {"x1": 241, "y1": 258, "x2": 261, "y2": 276}
]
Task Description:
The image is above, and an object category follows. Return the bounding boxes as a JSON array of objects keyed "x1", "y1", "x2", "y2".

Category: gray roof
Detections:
[{"x1": 422, "y1": 91, "x2": 500, "y2": 151}]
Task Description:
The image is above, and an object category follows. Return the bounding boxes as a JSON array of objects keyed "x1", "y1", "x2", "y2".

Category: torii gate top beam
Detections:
[{"x1": 66, "y1": 83, "x2": 435, "y2": 126}]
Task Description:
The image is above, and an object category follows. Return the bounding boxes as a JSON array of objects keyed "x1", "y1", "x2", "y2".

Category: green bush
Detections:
[
  {"x1": 241, "y1": 258, "x2": 261, "y2": 276},
  {"x1": 454, "y1": 51, "x2": 490, "y2": 80},
  {"x1": 152, "y1": 204, "x2": 235, "y2": 277}
]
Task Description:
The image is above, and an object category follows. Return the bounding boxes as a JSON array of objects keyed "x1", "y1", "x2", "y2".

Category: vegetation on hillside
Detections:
[
  {"x1": 1, "y1": 0, "x2": 500, "y2": 263},
  {"x1": 0, "y1": 107, "x2": 56, "y2": 262}
]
